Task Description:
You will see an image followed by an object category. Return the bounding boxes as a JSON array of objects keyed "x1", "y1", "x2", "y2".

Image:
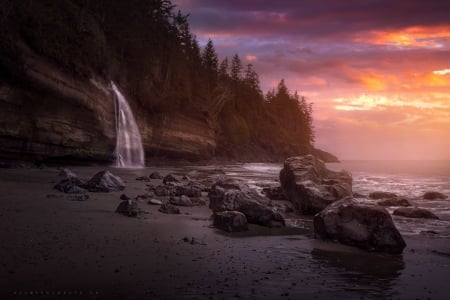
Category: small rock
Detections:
[
  {"x1": 163, "y1": 174, "x2": 179, "y2": 185},
  {"x1": 136, "y1": 193, "x2": 151, "y2": 200},
  {"x1": 148, "y1": 199, "x2": 163, "y2": 205},
  {"x1": 46, "y1": 194, "x2": 63, "y2": 199},
  {"x1": 67, "y1": 194, "x2": 89, "y2": 201},
  {"x1": 54, "y1": 177, "x2": 86, "y2": 194},
  {"x1": 136, "y1": 176, "x2": 150, "y2": 182},
  {"x1": 154, "y1": 185, "x2": 172, "y2": 196},
  {"x1": 393, "y1": 207, "x2": 439, "y2": 219},
  {"x1": 262, "y1": 186, "x2": 286, "y2": 200},
  {"x1": 120, "y1": 194, "x2": 130, "y2": 200},
  {"x1": 158, "y1": 203, "x2": 180, "y2": 214},
  {"x1": 213, "y1": 211, "x2": 248, "y2": 232},
  {"x1": 423, "y1": 191, "x2": 447, "y2": 200},
  {"x1": 377, "y1": 198, "x2": 411, "y2": 207},
  {"x1": 169, "y1": 195, "x2": 193, "y2": 206},
  {"x1": 191, "y1": 197, "x2": 207, "y2": 206},
  {"x1": 84, "y1": 170, "x2": 125, "y2": 192},
  {"x1": 174, "y1": 185, "x2": 202, "y2": 197},
  {"x1": 353, "y1": 192, "x2": 366, "y2": 198},
  {"x1": 115, "y1": 200, "x2": 139, "y2": 217},
  {"x1": 149, "y1": 171, "x2": 163, "y2": 179},
  {"x1": 58, "y1": 168, "x2": 78, "y2": 178},
  {"x1": 369, "y1": 191, "x2": 397, "y2": 199}
]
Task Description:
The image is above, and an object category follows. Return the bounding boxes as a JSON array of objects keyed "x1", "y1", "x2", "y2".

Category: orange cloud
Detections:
[
  {"x1": 333, "y1": 94, "x2": 450, "y2": 111},
  {"x1": 354, "y1": 69, "x2": 450, "y2": 91},
  {"x1": 359, "y1": 75, "x2": 389, "y2": 91},
  {"x1": 354, "y1": 25, "x2": 450, "y2": 48},
  {"x1": 245, "y1": 55, "x2": 257, "y2": 62}
]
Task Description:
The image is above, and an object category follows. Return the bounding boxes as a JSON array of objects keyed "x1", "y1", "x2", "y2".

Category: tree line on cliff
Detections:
[{"x1": 0, "y1": 0, "x2": 319, "y2": 160}]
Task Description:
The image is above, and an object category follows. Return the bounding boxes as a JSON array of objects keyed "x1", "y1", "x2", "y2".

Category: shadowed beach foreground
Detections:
[{"x1": 0, "y1": 166, "x2": 449, "y2": 300}]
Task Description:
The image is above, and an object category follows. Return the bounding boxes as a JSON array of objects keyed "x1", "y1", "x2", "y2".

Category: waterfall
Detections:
[{"x1": 112, "y1": 82, "x2": 145, "y2": 168}]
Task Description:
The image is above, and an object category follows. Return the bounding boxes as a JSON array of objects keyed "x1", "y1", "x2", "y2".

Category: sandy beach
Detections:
[{"x1": 1, "y1": 165, "x2": 449, "y2": 300}]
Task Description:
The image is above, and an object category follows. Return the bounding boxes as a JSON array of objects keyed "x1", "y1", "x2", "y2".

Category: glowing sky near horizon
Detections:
[{"x1": 173, "y1": 0, "x2": 450, "y2": 160}]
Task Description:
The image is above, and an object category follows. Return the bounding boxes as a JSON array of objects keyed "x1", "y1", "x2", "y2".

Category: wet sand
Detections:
[{"x1": 0, "y1": 166, "x2": 449, "y2": 299}]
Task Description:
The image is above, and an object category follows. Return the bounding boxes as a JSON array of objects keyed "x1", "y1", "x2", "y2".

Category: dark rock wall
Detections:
[{"x1": 0, "y1": 47, "x2": 116, "y2": 162}]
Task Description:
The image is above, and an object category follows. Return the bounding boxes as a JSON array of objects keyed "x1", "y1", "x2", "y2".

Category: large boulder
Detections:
[
  {"x1": 84, "y1": 170, "x2": 125, "y2": 192},
  {"x1": 314, "y1": 198, "x2": 406, "y2": 254},
  {"x1": 209, "y1": 179, "x2": 285, "y2": 228},
  {"x1": 393, "y1": 207, "x2": 439, "y2": 219},
  {"x1": 213, "y1": 211, "x2": 248, "y2": 232},
  {"x1": 280, "y1": 155, "x2": 352, "y2": 215}
]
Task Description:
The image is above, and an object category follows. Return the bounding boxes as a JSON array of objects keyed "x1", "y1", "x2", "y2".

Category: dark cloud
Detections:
[{"x1": 175, "y1": 0, "x2": 450, "y2": 40}]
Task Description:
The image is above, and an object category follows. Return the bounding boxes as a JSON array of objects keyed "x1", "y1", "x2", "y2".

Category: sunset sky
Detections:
[{"x1": 173, "y1": 0, "x2": 450, "y2": 160}]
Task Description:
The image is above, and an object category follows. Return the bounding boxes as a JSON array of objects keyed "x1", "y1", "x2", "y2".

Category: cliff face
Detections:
[
  {"x1": 0, "y1": 46, "x2": 216, "y2": 163},
  {"x1": 140, "y1": 113, "x2": 216, "y2": 160},
  {"x1": 0, "y1": 44, "x2": 116, "y2": 162}
]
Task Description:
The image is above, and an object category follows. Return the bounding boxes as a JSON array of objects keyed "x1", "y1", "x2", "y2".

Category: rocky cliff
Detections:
[
  {"x1": 0, "y1": 43, "x2": 215, "y2": 163},
  {"x1": 0, "y1": 43, "x2": 116, "y2": 162}
]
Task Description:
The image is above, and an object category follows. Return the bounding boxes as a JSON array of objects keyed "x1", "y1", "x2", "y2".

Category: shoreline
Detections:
[{"x1": 1, "y1": 166, "x2": 449, "y2": 299}]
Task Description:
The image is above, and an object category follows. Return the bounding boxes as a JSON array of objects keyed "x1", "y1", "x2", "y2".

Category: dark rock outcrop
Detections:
[
  {"x1": 116, "y1": 200, "x2": 139, "y2": 217},
  {"x1": 393, "y1": 207, "x2": 439, "y2": 219},
  {"x1": 314, "y1": 198, "x2": 406, "y2": 254},
  {"x1": 377, "y1": 198, "x2": 411, "y2": 207},
  {"x1": 209, "y1": 179, "x2": 285, "y2": 228},
  {"x1": 84, "y1": 170, "x2": 125, "y2": 192},
  {"x1": 213, "y1": 211, "x2": 248, "y2": 232},
  {"x1": 369, "y1": 191, "x2": 398, "y2": 200},
  {"x1": 158, "y1": 203, "x2": 180, "y2": 214},
  {"x1": 280, "y1": 155, "x2": 352, "y2": 215},
  {"x1": 423, "y1": 191, "x2": 447, "y2": 200}
]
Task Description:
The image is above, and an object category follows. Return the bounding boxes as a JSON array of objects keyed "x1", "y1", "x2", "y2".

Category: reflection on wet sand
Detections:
[{"x1": 311, "y1": 247, "x2": 404, "y2": 298}]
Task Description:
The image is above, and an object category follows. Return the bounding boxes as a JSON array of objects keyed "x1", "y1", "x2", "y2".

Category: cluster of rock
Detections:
[
  {"x1": 54, "y1": 158, "x2": 446, "y2": 255},
  {"x1": 279, "y1": 155, "x2": 406, "y2": 253},
  {"x1": 277, "y1": 155, "x2": 446, "y2": 253},
  {"x1": 55, "y1": 169, "x2": 125, "y2": 194},
  {"x1": 209, "y1": 179, "x2": 285, "y2": 231}
]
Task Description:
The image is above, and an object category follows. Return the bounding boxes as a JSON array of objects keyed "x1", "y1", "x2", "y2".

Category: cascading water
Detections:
[{"x1": 112, "y1": 82, "x2": 145, "y2": 168}]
